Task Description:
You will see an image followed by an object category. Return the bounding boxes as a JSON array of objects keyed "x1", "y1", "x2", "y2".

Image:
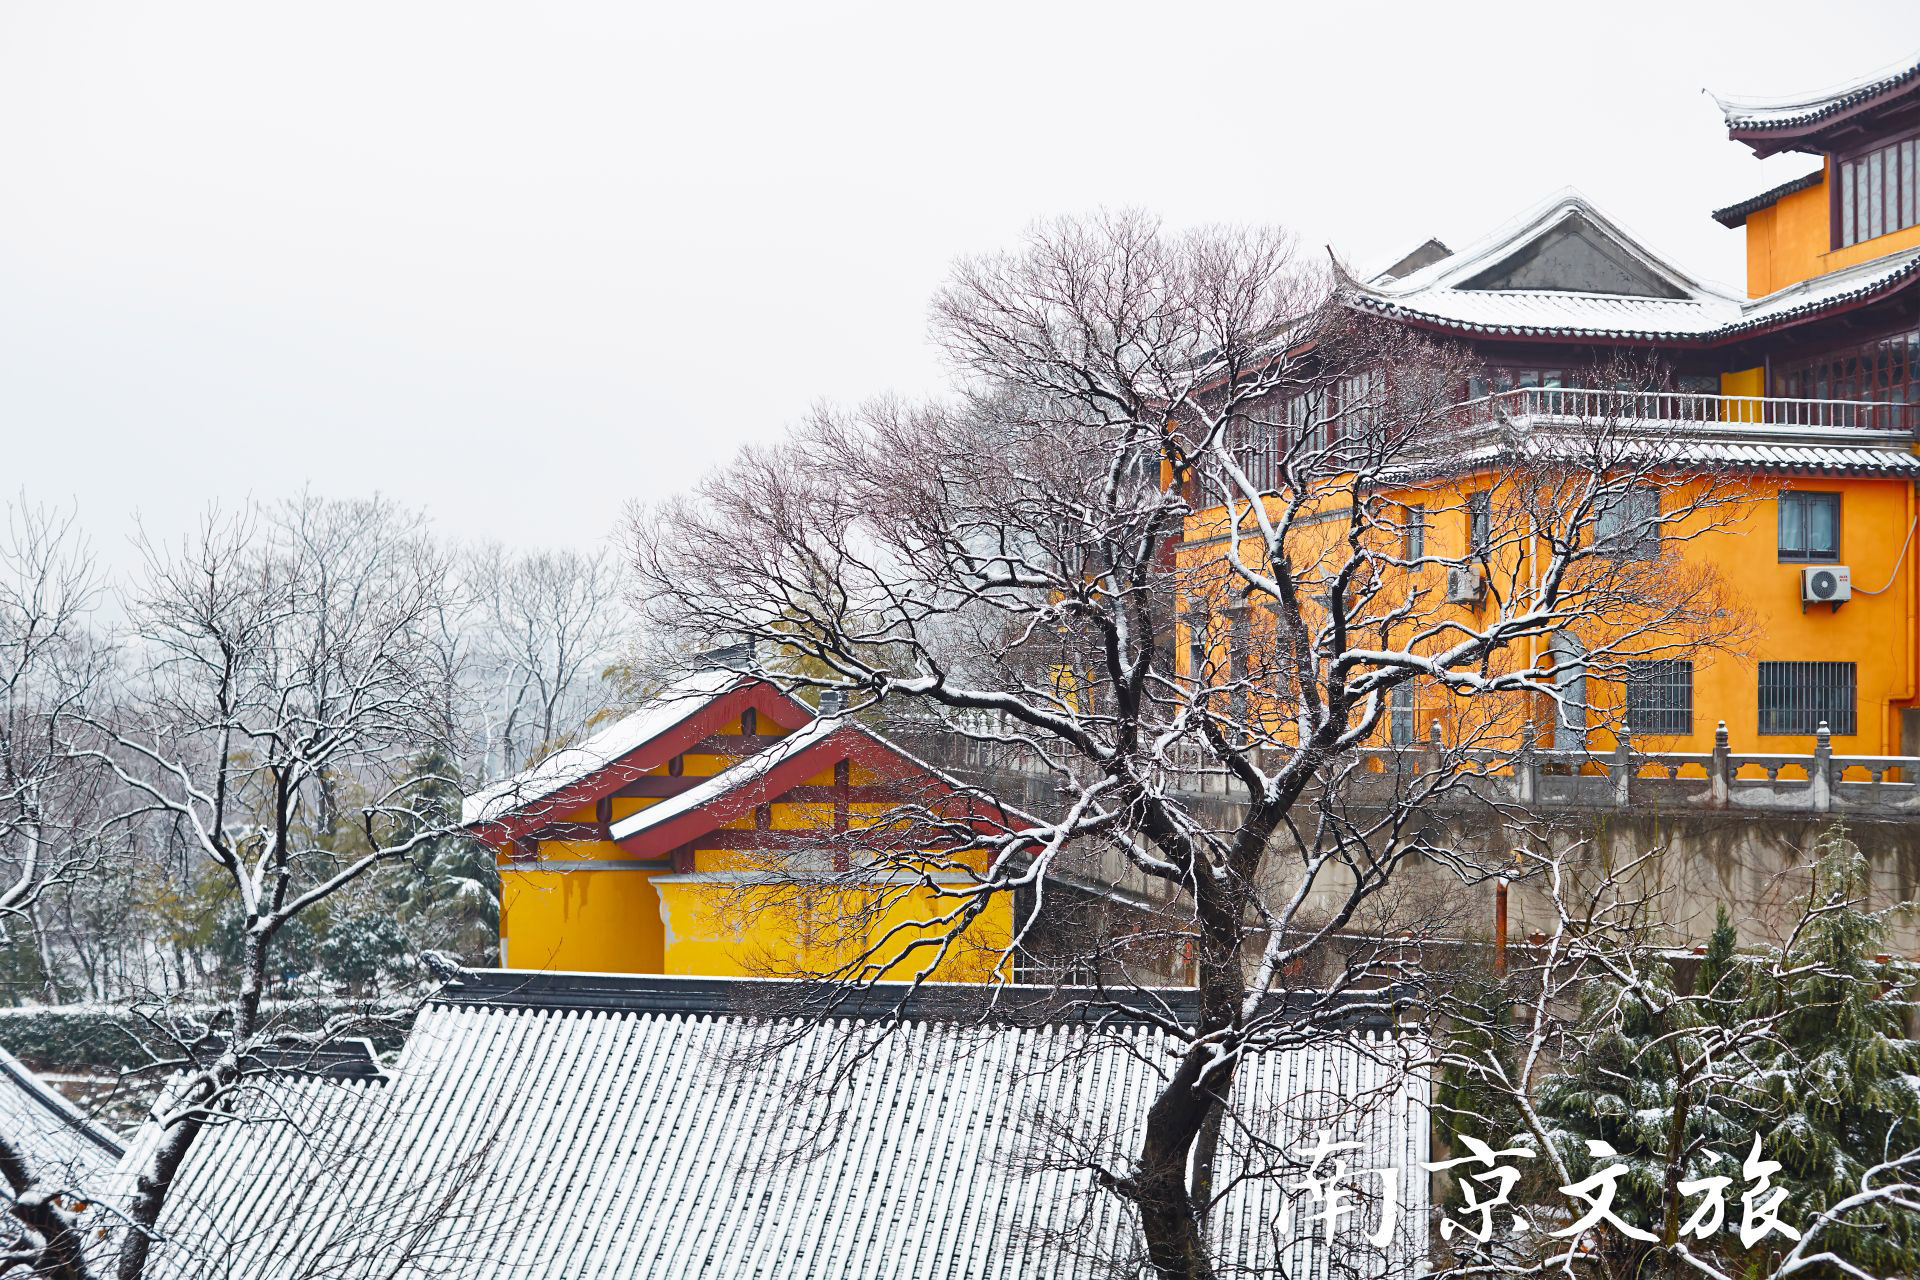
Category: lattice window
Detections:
[{"x1": 1838, "y1": 135, "x2": 1919, "y2": 248}]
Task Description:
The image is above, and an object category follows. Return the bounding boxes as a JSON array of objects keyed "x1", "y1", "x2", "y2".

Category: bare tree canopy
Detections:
[
  {"x1": 627, "y1": 211, "x2": 1750, "y2": 1278},
  {"x1": 0, "y1": 495, "x2": 502, "y2": 1279},
  {"x1": 0, "y1": 500, "x2": 106, "y2": 986}
]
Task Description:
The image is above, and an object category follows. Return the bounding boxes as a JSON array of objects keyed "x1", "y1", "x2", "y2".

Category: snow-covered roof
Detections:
[
  {"x1": 461, "y1": 667, "x2": 754, "y2": 827},
  {"x1": 1723, "y1": 245, "x2": 1920, "y2": 336},
  {"x1": 0, "y1": 1044, "x2": 122, "y2": 1203},
  {"x1": 113, "y1": 971, "x2": 1428, "y2": 1279},
  {"x1": 1343, "y1": 191, "x2": 1920, "y2": 341},
  {"x1": 607, "y1": 714, "x2": 840, "y2": 841},
  {"x1": 1713, "y1": 52, "x2": 1920, "y2": 134}
]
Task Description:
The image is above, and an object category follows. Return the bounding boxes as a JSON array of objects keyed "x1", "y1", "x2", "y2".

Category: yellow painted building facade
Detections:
[
  {"x1": 470, "y1": 57, "x2": 1920, "y2": 979},
  {"x1": 1180, "y1": 59, "x2": 1920, "y2": 759},
  {"x1": 466, "y1": 671, "x2": 1013, "y2": 979}
]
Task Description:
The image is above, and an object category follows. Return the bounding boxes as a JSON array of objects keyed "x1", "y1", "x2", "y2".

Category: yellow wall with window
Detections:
[
  {"x1": 1180, "y1": 466, "x2": 1918, "y2": 760},
  {"x1": 1742, "y1": 161, "x2": 1920, "y2": 296}
]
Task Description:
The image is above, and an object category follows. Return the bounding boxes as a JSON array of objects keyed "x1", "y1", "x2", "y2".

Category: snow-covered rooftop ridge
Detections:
[
  {"x1": 1343, "y1": 189, "x2": 1920, "y2": 340},
  {"x1": 461, "y1": 666, "x2": 753, "y2": 827},
  {"x1": 607, "y1": 710, "x2": 1036, "y2": 842},
  {"x1": 1735, "y1": 243, "x2": 1920, "y2": 318},
  {"x1": 0, "y1": 1044, "x2": 123, "y2": 1208},
  {"x1": 1712, "y1": 51, "x2": 1920, "y2": 130},
  {"x1": 1357, "y1": 189, "x2": 1736, "y2": 305},
  {"x1": 607, "y1": 714, "x2": 839, "y2": 840}
]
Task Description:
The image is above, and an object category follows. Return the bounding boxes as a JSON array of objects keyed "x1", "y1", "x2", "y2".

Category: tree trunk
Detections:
[
  {"x1": 1189, "y1": 1088, "x2": 1228, "y2": 1224},
  {"x1": 1132, "y1": 917, "x2": 1244, "y2": 1280},
  {"x1": 1135, "y1": 1045, "x2": 1230, "y2": 1280}
]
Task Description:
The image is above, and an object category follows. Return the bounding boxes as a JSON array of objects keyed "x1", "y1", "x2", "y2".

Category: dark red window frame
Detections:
[{"x1": 1830, "y1": 128, "x2": 1920, "y2": 250}]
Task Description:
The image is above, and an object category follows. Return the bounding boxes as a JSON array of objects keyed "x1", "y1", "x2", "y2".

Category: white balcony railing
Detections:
[{"x1": 1457, "y1": 387, "x2": 1920, "y2": 432}]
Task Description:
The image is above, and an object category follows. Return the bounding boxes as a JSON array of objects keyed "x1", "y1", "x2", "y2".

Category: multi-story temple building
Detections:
[
  {"x1": 1190, "y1": 55, "x2": 1920, "y2": 762},
  {"x1": 468, "y1": 55, "x2": 1920, "y2": 977}
]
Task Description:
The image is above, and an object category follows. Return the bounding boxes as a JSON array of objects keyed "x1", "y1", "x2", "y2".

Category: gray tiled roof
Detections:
[
  {"x1": 0, "y1": 1044, "x2": 121, "y2": 1203},
  {"x1": 1711, "y1": 168, "x2": 1826, "y2": 228},
  {"x1": 113, "y1": 973, "x2": 1428, "y2": 1278}
]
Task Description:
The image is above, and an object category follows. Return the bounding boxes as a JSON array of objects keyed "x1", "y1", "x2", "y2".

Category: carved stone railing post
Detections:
[
  {"x1": 1612, "y1": 728, "x2": 1633, "y2": 808},
  {"x1": 1516, "y1": 720, "x2": 1537, "y2": 805},
  {"x1": 1813, "y1": 721, "x2": 1833, "y2": 812},
  {"x1": 1710, "y1": 720, "x2": 1730, "y2": 808}
]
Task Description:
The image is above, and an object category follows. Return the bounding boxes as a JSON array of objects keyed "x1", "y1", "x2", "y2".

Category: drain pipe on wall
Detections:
[{"x1": 1494, "y1": 874, "x2": 1509, "y2": 978}]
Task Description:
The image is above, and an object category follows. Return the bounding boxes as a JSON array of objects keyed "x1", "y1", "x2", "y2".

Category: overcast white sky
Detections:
[{"x1": 2, "y1": 2, "x2": 1915, "y2": 566}]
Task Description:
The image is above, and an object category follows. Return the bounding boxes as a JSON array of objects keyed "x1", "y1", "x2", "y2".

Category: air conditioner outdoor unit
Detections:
[
  {"x1": 1446, "y1": 565, "x2": 1485, "y2": 606},
  {"x1": 1801, "y1": 564, "x2": 1851, "y2": 610}
]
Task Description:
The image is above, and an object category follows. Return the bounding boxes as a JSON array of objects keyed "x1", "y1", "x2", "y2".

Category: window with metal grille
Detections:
[
  {"x1": 1595, "y1": 486, "x2": 1659, "y2": 559},
  {"x1": 1402, "y1": 505, "x2": 1426, "y2": 560},
  {"x1": 1837, "y1": 134, "x2": 1919, "y2": 249},
  {"x1": 1389, "y1": 683, "x2": 1416, "y2": 745},
  {"x1": 1624, "y1": 660, "x2": 1691, "y2": 736},
  {"x1": 1778, "y1": 491, "x2": 1840, "y2": 562},
  {"x1": 1467, "y1": 492, "x2": 1491, "y2": 558},
  {"x1": 1758, "y1": 661, "x2": 1855, "y2": 736}
]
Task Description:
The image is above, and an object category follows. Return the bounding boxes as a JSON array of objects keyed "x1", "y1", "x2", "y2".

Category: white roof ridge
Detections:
[
  {"x1": 0, "y1": 1042, "x2": 124, "y2": 1158},
  {"x1": 1741, "y1": 243, "x2": 1920, "y2": 309},
  {"x1": 1443, "y1": 287, "x2": 1714, "y2": 304},
  {"x1": 608, "y1": 715, "x2": 841, "y2": 841}
]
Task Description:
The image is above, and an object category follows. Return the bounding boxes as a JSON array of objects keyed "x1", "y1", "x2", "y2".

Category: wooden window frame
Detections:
[{"x1": 1831, "y1": 126, "x2": 1920, "y2": 250}]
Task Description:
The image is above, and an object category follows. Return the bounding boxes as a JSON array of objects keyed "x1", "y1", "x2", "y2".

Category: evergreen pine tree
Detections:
[
  {"x1": 1695, "y1": 903, "x2": 1739, "y2": 1019},
  {"x1": 1742, "y1": 828, "x2": 1920, "y2": 1278},
  {"x1": 396, "y1": 748, "x2": 499, "y2": 966},
  {"x1": 1535, "y1": 955, "x2": 1750, "y2": 1266}
]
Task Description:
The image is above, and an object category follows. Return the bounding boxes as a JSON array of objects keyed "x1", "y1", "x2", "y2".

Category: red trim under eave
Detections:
[
  {"x1": 466, "y1": 679, "x2": 817, "y2": 846},
  {"x1": 610, "y1": 725, "x2": 1016, "y2": 859}
]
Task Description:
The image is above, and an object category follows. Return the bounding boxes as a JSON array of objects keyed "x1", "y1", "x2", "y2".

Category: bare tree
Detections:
[
  {"x1": 464, "y1": 543, "x2": 625, "y2": 775},
  {"x1": 0, "y1": 494, "x2": 468, "y2": 1280},
  {"x1": 0, "y1": 499, "x2": 109, "y2": 1002},
  {"x1": 626, "y1": 212, "x2": 1746, "y2": 1278}
]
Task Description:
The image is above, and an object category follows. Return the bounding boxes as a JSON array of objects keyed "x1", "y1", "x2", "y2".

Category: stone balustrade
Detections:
[{"x1": 910, "y1": 714, "x2": 1920, "y2": 818}]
